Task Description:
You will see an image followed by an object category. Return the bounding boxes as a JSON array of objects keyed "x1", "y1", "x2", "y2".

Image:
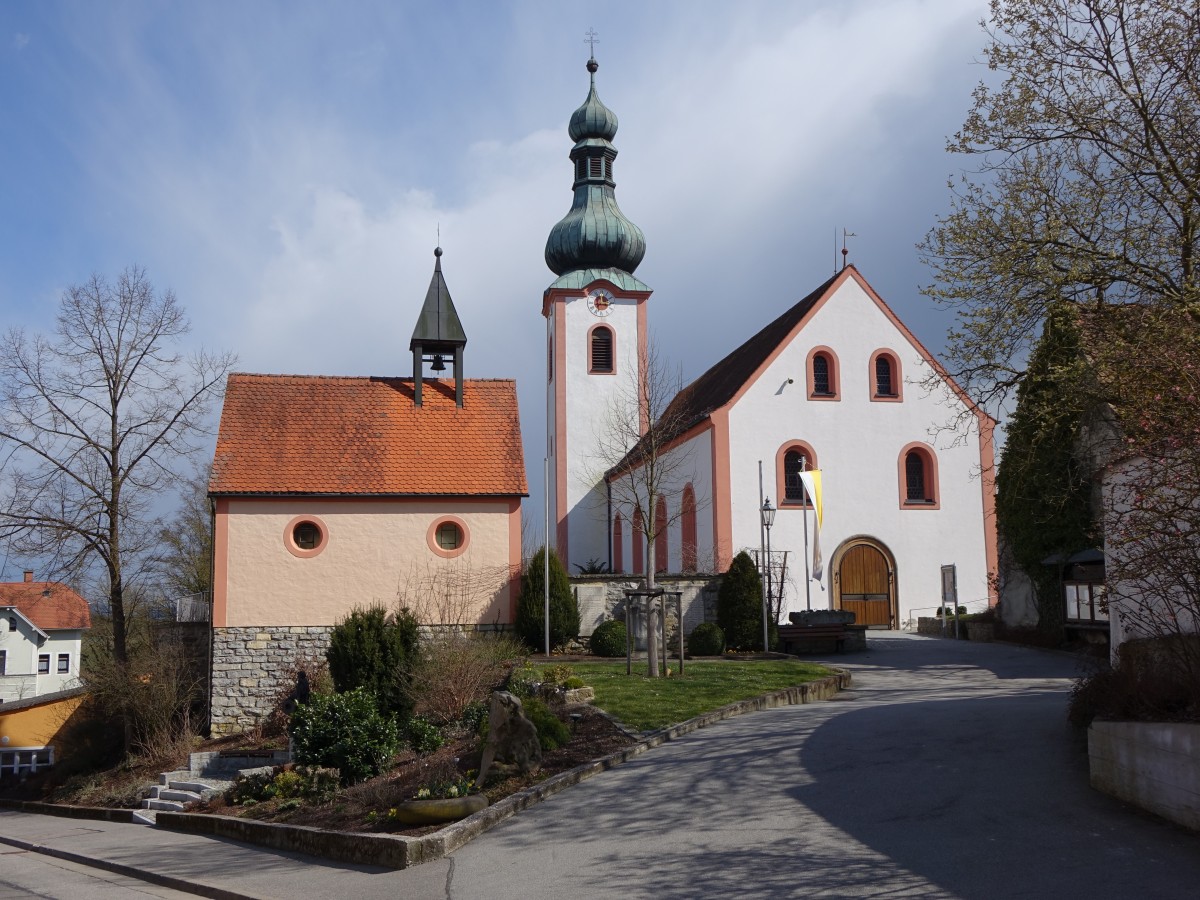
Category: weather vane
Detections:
[{"x1": 585, "y1": 27, "x2": 599, "y2": 56}]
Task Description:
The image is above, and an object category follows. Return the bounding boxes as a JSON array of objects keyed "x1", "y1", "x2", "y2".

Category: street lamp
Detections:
[{"x1": 760, "y1": 497, "x2": 776, "y2": 652}]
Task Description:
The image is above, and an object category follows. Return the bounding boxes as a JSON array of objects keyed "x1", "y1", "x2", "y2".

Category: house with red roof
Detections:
[
  {"x1": 0, "y1": 571, "x2": 91, "y2": 704},
  {"x1": 208, "y1": 248, "x2": 527, "y2": 733}
]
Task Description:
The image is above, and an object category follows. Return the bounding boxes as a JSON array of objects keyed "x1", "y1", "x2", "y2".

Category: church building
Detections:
[
  {"x1": 545, "y1": 56, "x2": 997, "y2": 628},
  {"x1": 207, "y1": 250, "x2": 526, "y2": 732}
]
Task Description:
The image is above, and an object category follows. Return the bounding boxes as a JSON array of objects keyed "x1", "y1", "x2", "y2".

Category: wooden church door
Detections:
[{"x1": 836, "y1": 543, "x2": 894, "y2": 627}]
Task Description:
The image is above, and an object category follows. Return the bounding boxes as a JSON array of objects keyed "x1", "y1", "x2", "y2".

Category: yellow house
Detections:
[{"x1": 0, "y1": 688, "x2": 86, "y2": 780}]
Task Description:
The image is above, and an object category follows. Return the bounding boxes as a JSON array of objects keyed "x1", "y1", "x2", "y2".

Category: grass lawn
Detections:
[{"x1": 546, "y1": 659, "x2": 834, "y2": 731}]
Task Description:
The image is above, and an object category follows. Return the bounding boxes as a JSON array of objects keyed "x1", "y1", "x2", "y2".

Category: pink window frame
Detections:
[
  {"x1": 285, "y1": 515, "x2": 330, "y2": 559},
  {"x1": 776, "y1": 441, "x2": 819, "y2": 508},
  {"x1": 427, "y1": 515, "x2": 472, "y2": 558},
  {"x1": 870, "y1": 349, "x2": 903, "y2": 401},
  {"x1": 588, "y1": 323, "x2": 616, "y2": 375},
  {"x1": 655, "y1": 495, "x2": 668, "y2": 573},
  {"x1": 897, "y1": 442, "x2": 940, "y2": 509},
  {"x1": 632, "y1": 506, "x2": 644, "y2": 575},
  {"x1": 806, "y1": 346, "x2": 840, "y2": 401},
  {"x1": 612, "y1": 513, "x2": 625, "y2": 574},
  {"x1": 681, "y1": 484, "x2": 698, "y2": 572}
]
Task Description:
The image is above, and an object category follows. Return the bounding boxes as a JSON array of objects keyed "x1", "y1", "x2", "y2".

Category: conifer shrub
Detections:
[
  {"x1": 589, "y1": 619, "x2": 627, "y2": 657},
  {"x1": 290, "y1": 688, "x2": 400, "y2": 784},
  {"x1": 687, "y1": 622, "x2": 726, "y2": 657},
  {"x1": 522, "y1": 696, "x2": 570, "y2": 751},
  {"x1": 515, "y1": 547, "x2": 580, "y2": 651},
  {"x1": 717, "y1": 551, "x2": 770, "y2": 650},
  {"x1": 326, "y1": 605, "x2": 419, "y2": 718}
]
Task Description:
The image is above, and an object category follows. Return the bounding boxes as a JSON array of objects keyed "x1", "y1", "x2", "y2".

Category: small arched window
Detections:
[
  {"x1": 632, "y1": 506, "x2": 644, "y2": 575},
  {"x1": 590, "y1": 325, "x2": 614, "y2": 374},
  {"x1": 655, "y1": 496, "x2": 668, "y2": 574},
  {"x1": 681, "y1": 484, "x2": 698, "y2": 572},
  {"x1": 806, "y1": 346, "x2": 840, "y2": 400},
  {"x1": 870, "y1": 349, "x2": 903, "y2": 401},
  {"x1": 612, "y1": 513, "x2": 625, "y2": 574},
  {"x1": 898, "y1": 442, "x2": 940, "y2": 509},
  {"x1": 777, "y1": 442, "x2": 818, "y2": 507}
]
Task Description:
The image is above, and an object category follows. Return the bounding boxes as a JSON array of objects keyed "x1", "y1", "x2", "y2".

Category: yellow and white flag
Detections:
[{"x1": 798, "y1": 469, "x2": 824, "y2": 583}]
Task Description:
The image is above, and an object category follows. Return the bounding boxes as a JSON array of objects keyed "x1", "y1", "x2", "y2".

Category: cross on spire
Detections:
[{"x1": 584, "y1": 27, "x2": 599, "y2": 57}]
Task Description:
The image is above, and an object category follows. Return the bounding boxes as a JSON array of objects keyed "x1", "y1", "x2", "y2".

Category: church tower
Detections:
[{"x1": 544, "y1": 54, "x2": 650, "y2": 571}]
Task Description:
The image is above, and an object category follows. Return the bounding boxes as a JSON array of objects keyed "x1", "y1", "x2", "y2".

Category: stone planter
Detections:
[
  {"x1": 388, "y1": 794, "x2": 488, "y2": 826},
  {"x1": 966, "y1": 621, "x2": 995, "y2": 642}
]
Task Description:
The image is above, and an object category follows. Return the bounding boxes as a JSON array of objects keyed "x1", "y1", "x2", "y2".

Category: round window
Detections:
[
  {"x1": 293, "y1": 521, "x2": 321, "y2": 550},
  {"x1": 436, "y1": 521, "x2": 462, "y2": 551}
]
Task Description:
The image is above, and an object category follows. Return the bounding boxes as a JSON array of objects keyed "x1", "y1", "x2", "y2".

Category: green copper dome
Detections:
[{"x1": 545, "y1": 57, "x2": 646, "y2": 277}]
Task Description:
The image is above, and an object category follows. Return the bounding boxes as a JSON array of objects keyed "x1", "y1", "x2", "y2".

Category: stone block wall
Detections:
[
  {"x1": 210, "y1": 626, "x2": 333, "y2": 736},
  {"x1": 571, "y1": 575, "x2": 721, "y2": 647}
]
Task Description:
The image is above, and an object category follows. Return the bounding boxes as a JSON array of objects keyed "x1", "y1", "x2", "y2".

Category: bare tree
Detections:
[
  {"x1": 594, "y1": 341, "x2": 705, "y2": 677},
  {"x1": 0, "y1": 267, "x2": 235, "y2": 664},
  {"x1": 154, "y1": 465, "x2": 213, "y2": 604},
  {"x1": 920, "y1": 0, "x2": 1200, "y2": 413}
]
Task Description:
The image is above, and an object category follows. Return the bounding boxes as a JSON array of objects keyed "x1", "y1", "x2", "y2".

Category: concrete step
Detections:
[
  {"x1": 143, "y1": 799, "x2": 184, "y2": 812},
  {"x1": 159, "y1": 768, "x2": 191, "y2": 786},
  {"x1": 152, "y1": 787, "x2": 202, "y2": 804},
  {"x1": 168, "y1": 779, "x2": 232, "y2": 800},
  {"x1": 131, "y1": 808, "x2": 158, "y2": 825}
]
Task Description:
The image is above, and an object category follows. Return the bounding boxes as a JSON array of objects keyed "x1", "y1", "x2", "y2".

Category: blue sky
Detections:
[{"x1": 0, "y1": 0, "x2": 992, "y2": 541}]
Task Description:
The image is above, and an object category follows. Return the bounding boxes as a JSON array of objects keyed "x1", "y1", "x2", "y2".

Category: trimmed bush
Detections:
[
  {"x1": 326, "y1": 606, "x2": 419, "y2": 718},
  {"x1": 589, "y1": 619, "x2": 628, "y2": 657},
  {"x1": 290, "y1": 688, "x2": 401, "y2": 784},
  {"x1": 523, "y1": 696, "x2": 571, "y2": 751},
  {"x1": 687, "y1": 622, "x2": 725, "y2": 657},
  {"x1": 717, "y1": 551, "x2": 771, "y2": 651},
  {"x1": 515, "y1": 547, "x2": 580, "y2": 652}
]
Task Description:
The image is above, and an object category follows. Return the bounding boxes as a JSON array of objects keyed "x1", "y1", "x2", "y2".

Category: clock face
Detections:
[{"x1": 586, "y1": 289, "x2": 614, "y2": 317}]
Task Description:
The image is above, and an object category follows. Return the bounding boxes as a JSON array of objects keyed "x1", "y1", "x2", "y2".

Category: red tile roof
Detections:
[
  {"x1": 0, "y1": 582, "x2": 91, "y2": 630},
  {"x1": 210, "y1": 374, "x2": 528, "y2": 497}
]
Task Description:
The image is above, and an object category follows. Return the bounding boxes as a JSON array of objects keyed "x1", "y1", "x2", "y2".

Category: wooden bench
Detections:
[{"x1": 777, "y1": 623, "x2": 850, "y2": 654}]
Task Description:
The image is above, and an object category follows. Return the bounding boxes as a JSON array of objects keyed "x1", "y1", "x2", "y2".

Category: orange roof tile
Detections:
[
  {"x1": 0, "y1": 582, "x2": 91, "y2": 631},
  {"x1": 210, "y1": 374, "x2": 528, "y2": 497}
]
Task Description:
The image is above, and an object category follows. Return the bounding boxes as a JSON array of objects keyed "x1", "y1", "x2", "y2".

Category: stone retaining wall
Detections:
[
  {"x1": 210, "y1": 626, "x2": 333, "y2": 736},
  {"x1": 1088, "y1": 720, "x2": 1200, "y2": 831},
  {"x1": 571, "y1": 575, "x2": 720, "y2": 645}
]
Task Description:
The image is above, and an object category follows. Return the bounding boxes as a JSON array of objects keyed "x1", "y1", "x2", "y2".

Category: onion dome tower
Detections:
[
  {"x1": 544, "y1": 55, "x2": 646, "y2": 279},
  {"x1": 410, "y1": 246, "x2": 467, "y2": 408}
]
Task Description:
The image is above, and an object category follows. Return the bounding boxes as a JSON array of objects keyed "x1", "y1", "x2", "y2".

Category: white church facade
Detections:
[{"x1": 544, "y1": 55, "x2": 997, "y2": 629}]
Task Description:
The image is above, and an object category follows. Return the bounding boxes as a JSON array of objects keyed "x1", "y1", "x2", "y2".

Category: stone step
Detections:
[
  {"x1": 141, "y1": 798, "x2": 186, "y2": 812},
  {"x1": 159, "y1": 769, "x2": 191, "y2": 786},
  {"x1": 168, "y1": 779, "x2": 231, "y2": 798},
  {"x1": 132, "y1": 808, "x2": 158, "y2": 825},
  {"x1": 147, "y1": 786, "x2": 202, "y2": 804}
]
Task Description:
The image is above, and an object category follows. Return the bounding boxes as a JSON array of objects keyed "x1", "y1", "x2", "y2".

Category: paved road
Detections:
[
  {"x1": 2, "y1": 634, "x2": 1198, "y2": 899},
  {"x1": 0, "y1": 842, "x2": 196, "y2": 899}
]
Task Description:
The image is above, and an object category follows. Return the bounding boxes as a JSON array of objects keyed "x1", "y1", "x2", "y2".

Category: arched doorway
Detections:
[{"x1": 833, "y1": 538, "x2": 896, "y2": 628}]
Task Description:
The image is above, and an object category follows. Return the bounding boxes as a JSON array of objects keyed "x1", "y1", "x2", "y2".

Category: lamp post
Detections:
[{"x1": 760, "y1": 497, "x2": 776, "y2": 652}]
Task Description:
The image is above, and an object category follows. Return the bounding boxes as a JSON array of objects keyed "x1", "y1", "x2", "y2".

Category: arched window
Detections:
[
  {"x1": 589, "y1": 325, "x2": 614, "y2": 374},
  {"x1": 776, "y1": 442, "x2": 818, "y2": 507},
  {"x1": 870, "y1": 349, "x2": 903, "y2": 401},
  {"x1": 898, "y1": 442, "x2": 940, "y2": 509},
  {"x1": 612, "y1": 513, "x2": 625, "y2": 574},
  {"x1": 806, "y1": 347, "x2": 839, "y2": 400},
  {"x1": 632, "y1": 506, "x2": 644, "y2": 575},
  {"x1": 681, "y1": 484, "x2": 698, "y2": 572},
  {"x1": 655, "y1": 496, "x2": 668, "y2": 574}
]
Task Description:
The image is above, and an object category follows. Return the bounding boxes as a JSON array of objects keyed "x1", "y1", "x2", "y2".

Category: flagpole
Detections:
[{"x1": 802, "y1": 460, "x2": 812, "y2": 612}]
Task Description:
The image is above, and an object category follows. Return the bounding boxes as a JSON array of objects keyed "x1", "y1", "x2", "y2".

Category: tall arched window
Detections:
[
  {"x1": 805, "y1": 346, "x2": 840, "y2": 400},
  {"x1": 898, "y1": 442, "x2": 940, "y2": 508},
  {"x1": 612, "y1": 513, "x2": 624, "y2": 574},
  {"x1": 776, "y1": 442, "x2": 818, "y2": 507},
  {"x1": 589, "y1": 325, "x2": 614, "y2": 374},
  {"x1": 681, "y1": 484, "x2": 698, "y2": 572},
  {"x1": 632, "y1": 506, "x2": 644, "y2": 575},
  {"x1": 655, "y1": 496, "x2": 668, "y2": 573},
  {"x1": 870, "y1": 349, "x2": 903, "y2": 401}
]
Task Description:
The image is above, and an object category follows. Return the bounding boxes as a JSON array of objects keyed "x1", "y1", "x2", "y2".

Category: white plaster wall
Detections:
[
  {"x1": 221, "y1": 498, "x2": 516, "y2": 627},
  {"x1": 0, "y1": 627, "x2": 83, "y2": 701},
  {"x1": 611, "y1": 429, "x2": 715, "y2": 574},
  {"x1": 1102, "y1": 458, "x2": 1200, "y2": 661},
  {"x1": 726, "y1": 277, "x2": 992, "y2": 626},
  {"x1": 563, "y1": 293, "x2": 643, "y2": 569}
]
